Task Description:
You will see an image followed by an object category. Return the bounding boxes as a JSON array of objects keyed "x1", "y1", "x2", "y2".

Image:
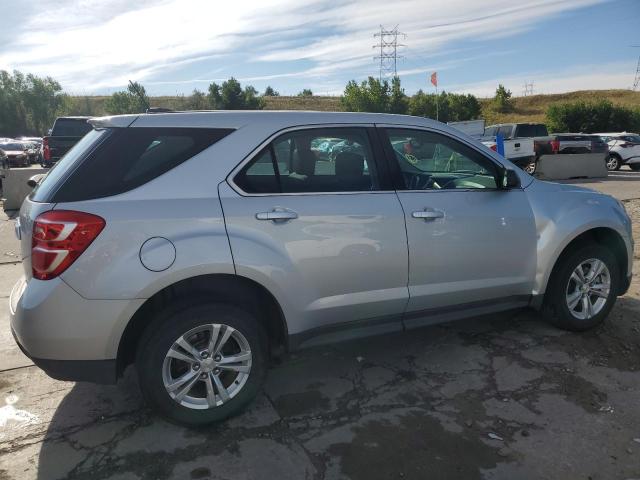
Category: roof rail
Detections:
[{"x1": 146, "y1": 107, "x2": 175, "y2": 114}]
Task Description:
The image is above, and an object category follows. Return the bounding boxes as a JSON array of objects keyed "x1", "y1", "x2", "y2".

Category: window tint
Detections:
[
  {"x1": 51, "y1": 127, "x2": 233, "y2": 202},
  {"x1": 52, "y1": 119, "x2": 93, "y2": 137},
  {"x1": 235, "y1": 128, "x2": 378, "y2": 193},
  {"x1": 385, "y1": 129, "x2": 498, "y2": 190}
]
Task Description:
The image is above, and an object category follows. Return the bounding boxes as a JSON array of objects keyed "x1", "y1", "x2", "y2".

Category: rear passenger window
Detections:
[
  {"x1": 52, "y1": 127, "x2": 233, "y2": 202},
  {"x1": 234, "y1": 128, "x2": 379, "y2": 194}
]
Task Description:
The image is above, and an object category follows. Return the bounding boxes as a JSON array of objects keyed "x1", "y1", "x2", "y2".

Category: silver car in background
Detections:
[{"x1": 10, "y1": 111, "x2": 633, "y2": 426}]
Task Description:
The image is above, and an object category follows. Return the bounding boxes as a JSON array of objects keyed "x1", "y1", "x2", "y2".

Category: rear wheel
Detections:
[
  {"x1": 605, "y1": 154, "x2": 621, "y2": 171},
  {"x1": 136, "y1": 301, "x2": 268, "y2": 426},
  {"x1": 542, "y1": 245, "x2": 619, "y2": 331}
]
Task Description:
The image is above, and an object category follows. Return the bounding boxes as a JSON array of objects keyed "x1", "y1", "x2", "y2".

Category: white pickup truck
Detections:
[{"x1": 448, "y1": 120, "x2": 537, "y2": 173}]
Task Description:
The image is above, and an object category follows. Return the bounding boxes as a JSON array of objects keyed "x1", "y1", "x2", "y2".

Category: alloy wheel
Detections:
[
  {"x1": 565, "y1": 258, "x2": 611, "y2": 320},
  {"x1": 606, "y1": 156, "x2": 619, "y2": 171},
  {"x1": 162, "y1": 323, "x2": 252, "y2": 410}
]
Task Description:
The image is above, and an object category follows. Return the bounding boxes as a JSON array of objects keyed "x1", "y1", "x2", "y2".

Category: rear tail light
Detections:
[
  {"x1": 489, "y1": 144, "x2": 497, "y2": 151},
  {"x1": 550, "y1": 140, "x2": 560, "y2": 153},
  {"x1": 42, "y1": 137, "x2": 50, "y2": 161},
  {"x1": 32, "y1": 210, "x2": 105, "y2": 280}
]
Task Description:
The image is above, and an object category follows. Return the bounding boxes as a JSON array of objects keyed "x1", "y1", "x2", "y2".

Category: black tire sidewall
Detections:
[
  {"x1": 545, "y1": 245, "x2": 619, "y2": 331},
  {"x1": 136, "y1": 301, "x2": 268, "y2": 426}
]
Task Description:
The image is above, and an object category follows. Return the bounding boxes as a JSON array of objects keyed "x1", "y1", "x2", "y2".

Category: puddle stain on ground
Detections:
[{"x1": 328, "y1": 411, "x2": 504, "y2": 480}]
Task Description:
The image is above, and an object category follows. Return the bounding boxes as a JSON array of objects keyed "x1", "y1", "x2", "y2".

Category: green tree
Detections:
[
  {"x1": 408, "y1": 90, "x2": 480, "y2": 122},
  {"x1": 493, "y1": 84, "x2": 513, "y2": 113},
  {"x1": 0, "y1": 70, "x2": 68, "y2": 135},
  {"x1": 185, "y1": 89, "x2": 209, "y2": 110},
  {"x1": 104, "y1": 80, "x2": 150, "y2": 114},
  {"x1": 341, "y1": 77, "x2": 391, "y2": 113},
  {"x1": 206, "y1": 78, "x2": 265, "y2": 110},
  {"x1": 263, "y1": 86, "x2": 279, "y2": 96},
  {"x1": 298, "y1": 89, "x2": 313, "y2": 97},
  {"x1": 388, "y1": 76, "x2": 409, "y2": 114}
]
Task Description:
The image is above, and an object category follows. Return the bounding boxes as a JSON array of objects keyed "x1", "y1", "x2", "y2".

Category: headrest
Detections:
[{"x1": 335, "y1": 151, "x2": 364, "y2": 177}]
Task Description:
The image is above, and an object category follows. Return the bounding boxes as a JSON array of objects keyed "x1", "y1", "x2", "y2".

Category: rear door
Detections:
[
  {"x1": 378, "y1": 125, "x2": 537, "y2": 327},
  {"x1": 219, "y1": 126, "x2": 409, "y2": 343}
]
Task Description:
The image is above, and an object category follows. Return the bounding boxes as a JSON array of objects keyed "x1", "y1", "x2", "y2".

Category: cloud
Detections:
[
  {"x1": 446, "y1": 61, "x2": 638, "y2": 97},
  {"x1": 0, "y1": 0, "x2": 611, "y2": 94}
]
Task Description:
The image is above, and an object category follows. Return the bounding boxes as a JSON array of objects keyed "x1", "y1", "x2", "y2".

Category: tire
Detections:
[
  {"x1": 136, "y1": 300, "x2": 268, "y2": 426},
  {"x1": 542, "y1": 244, "x2": 619, "y2": 331},
  {"x1": 523, "y1": 159, "x2": 536, "y2": 174},
  {"x1": 605, "y1": 154, "x2": 621, "y2": 171},
  {"x1": 629, "y1": 164, "x2": 640, "y2": 171}
]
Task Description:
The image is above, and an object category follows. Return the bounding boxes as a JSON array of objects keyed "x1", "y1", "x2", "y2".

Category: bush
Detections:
[
  {"x1": 207, "y1": 77, "x2": 265, "y2": 110},
  {"x1": 409, "y1": 90, "x2": 480, "y2": 122},
  {"x1": 105, "y1": 81, "x2": 150, "y2": 114},
  {"x1": 546, "y1": 100, "x2": 640, "y2": 133},
  {"x1": 298, "y1": 89, "x2": 313, "y2": 97},
  {"x1": 342, "y1": 77, "x2": 393, "y2": 113},
  {"x1": 492, "y1": 84, "x2": 513, "y2": 113}
]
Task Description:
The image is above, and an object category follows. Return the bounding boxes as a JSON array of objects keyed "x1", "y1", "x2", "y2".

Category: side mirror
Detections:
[
  {"x1": 499, "y1": 167, "x2": 521, "y2": 189},
  {"x1": 27, "y1": 173, "x2": 45, "y2": 189}
]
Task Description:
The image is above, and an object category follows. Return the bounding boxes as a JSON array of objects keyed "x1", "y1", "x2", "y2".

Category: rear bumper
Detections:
[
  {"x1": 9, "y1": 274, "x2": 143, "y2": 384},
  {"x1": 509, "y1": 155, "x2": 535, "y2": 167},
  {"x1": 11, "y1": 327, "x2": 116, "y2": 384}
]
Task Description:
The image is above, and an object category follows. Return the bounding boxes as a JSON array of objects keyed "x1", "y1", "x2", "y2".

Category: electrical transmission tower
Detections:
[
  {"x1": 373, "y1": 25, "x2": 405, "y2": 81},
  {"x1": 522, "y1": 81, "x2": 534, "y2": 96},
  {"x1": 631, "y1": 46, "x2": 640, "y2": 91}
]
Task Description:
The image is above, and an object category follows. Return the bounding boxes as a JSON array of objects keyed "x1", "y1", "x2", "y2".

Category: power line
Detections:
[
  {"x1": 522, "y1": 81, "x2": 534, "y2": 96},
  {"x1": 373, "y1": 25, "x2": 406, "y2": 81}
]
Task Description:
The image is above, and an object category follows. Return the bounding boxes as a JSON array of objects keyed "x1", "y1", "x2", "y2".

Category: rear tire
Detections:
[
  {"x1": 136, "y1": 300, "x2": 268, "y2": 426},
  {"x1": 542, "y1": 244, "x2": 619, "y2": 331},
  {"x1": 605, "y1": 154, "x2": 621, "y2": 171},
  {"x1": 524, "y1": 159, "x2": 536, "y2": 174}
]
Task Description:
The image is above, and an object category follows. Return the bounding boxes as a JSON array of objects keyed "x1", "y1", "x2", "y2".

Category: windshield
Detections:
[
  {"x1": 31, "y1": 128, "x2": 109, "y2": 202},
  {"x1": 52, "y1": 118, "x2": 93, "y2": 137}
]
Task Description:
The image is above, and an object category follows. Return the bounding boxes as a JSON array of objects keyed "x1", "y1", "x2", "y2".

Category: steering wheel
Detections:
[{"x1": 436, "y1": 173, "x2": 477, "y2": 190}]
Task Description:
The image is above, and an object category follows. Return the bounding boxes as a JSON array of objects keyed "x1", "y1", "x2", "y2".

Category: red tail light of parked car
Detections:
[{"x1": 32, "y1": 210, "x2": 105, "y2": 280}]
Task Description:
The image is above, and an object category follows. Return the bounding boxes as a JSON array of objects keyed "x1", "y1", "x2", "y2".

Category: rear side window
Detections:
[
  {"x1": 51, "y1": 127, "x2": 233, "y2": 202},
  {"x1": 52, "y1": 119, "x2": 93, "y2": 137}
]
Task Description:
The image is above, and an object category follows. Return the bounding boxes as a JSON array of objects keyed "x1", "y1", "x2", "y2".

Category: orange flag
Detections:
[{"x1": 430, "y1": 72, "x2": 438, "y2": 87}]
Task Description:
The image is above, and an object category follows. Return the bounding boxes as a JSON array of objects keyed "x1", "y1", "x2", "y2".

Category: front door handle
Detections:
[
  {"x1": 412, "y1": 209, "x2": 444, "y2": 220},
  {"x1": 256, "y1": 210, "x2": 298, "y2": 221}
]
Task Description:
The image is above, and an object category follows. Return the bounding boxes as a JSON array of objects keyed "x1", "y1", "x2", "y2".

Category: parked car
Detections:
[
  {"x1": 479, "y1": 135, "x2": 536, "y2": 173},
  {"x1": 10, "y1": 112, "x2": 633, "y2": 426},
  {"x1": 41, "y1": 116, "x2": 92, "y2": 167},
  {"x1": 597, "y1": 132, "x2": 640, "y2": 171},
  {"x1": 0, "y1": 142, "x2": 30, "y2": 167},
  {"x1": 483, "y1": 123, "x2": 551, "y2": 173},
  {"x1": 17, "y1": 141, "x2": 39, "y2": 164},
  {"x1": 0, "y1": 148, "x2": 7, "y2": 169}
]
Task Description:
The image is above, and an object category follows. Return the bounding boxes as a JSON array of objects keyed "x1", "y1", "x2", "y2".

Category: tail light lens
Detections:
[
  {"x1": 550, "y1": 140, "x2": 560, "y2": 153},
  {"x1": 489, "y1": 144, "x2": 497, "y2": 151},
  {"x1": 42, "y1": 137, "x2": 50, "y2": 161},
  {"x1": 32, "y1": 210, "x2": 105, "y2": 280}
]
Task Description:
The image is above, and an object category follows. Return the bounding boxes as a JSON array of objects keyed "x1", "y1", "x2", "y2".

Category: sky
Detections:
[{"x1": 0, "y1": 0, "x2": 639, "y2": 97}]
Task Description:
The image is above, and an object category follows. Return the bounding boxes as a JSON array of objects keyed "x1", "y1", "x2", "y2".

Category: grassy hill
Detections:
[{"x1": 68, "y1": 89, "x2": 640, "y2": 126}]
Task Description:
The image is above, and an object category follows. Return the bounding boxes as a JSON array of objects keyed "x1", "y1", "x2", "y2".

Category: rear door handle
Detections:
[
  {"x1": 412, "y1": 209, "x2": 444, "y2": 220},
  {"x1": 256, "y1": 210, "x2": 298, "y2": 221}
]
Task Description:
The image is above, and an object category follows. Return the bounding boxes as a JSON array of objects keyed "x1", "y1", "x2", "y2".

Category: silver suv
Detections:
[{"x1": 10, "y1": 112, "x2": 633, "y2": 426}]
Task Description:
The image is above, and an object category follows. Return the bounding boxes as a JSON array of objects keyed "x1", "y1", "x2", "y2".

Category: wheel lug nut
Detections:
[
  {"x1": 201, "y1": 351, "x2": 209, "y2": 359},
  {"x1": 200, "y1": 372, "x2": 207, "y2": 379},
  {"x1": 192, "y1": 363, "x2": 200, "y2": 370},
  {"x1": 214, "y1": 355, "x2": 221, "y2": 362},
  {"x1": 213, "y1": 368, "x2": 221, "y2": 374}
]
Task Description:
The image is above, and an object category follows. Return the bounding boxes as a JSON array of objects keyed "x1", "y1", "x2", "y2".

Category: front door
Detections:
[
  {"x1": 219, "y1": 126, "x2": 409, "y2": 344},
  {"x1": 378, "y1": 126, "x2": 537, "y2": 327}
]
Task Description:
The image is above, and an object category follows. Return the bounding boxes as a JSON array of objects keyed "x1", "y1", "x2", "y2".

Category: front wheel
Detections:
[
  {"x1": 542, "y1": 245, "x2": 619, "y2": 331},
  {"x1": 605, "y1": 155, "x2": 621, "y2": 171},
  {"x1": 136, "y1": 301, "x2": 268, "y2": 426}
]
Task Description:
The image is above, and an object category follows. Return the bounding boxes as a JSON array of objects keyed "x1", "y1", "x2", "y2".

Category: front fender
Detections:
[{"x1": 526, "y1": 180, "x2": 633, "y2": 295}]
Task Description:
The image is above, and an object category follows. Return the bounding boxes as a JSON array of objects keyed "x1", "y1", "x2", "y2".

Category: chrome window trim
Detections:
[{"x1": 226, "y1": 123, "x2": 393, "y2": 197}]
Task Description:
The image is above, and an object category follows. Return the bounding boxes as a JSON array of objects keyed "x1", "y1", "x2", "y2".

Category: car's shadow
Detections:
[{"x1": 35, "y1": 300, "x2": 640, "y2": 479}]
